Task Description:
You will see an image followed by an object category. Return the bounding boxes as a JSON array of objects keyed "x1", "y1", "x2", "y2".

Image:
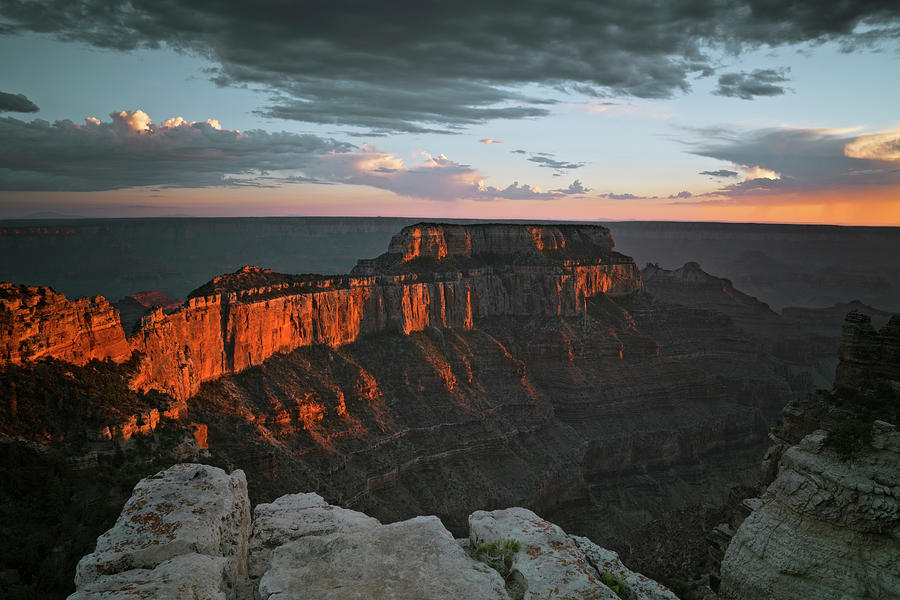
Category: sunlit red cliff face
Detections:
[
  {"x1": 384, "y1": 222, "x2": 616, "y2": 259},
  {"x1": 0, "y1": 283, "x2": 130, "y2": 365},
  {"x1": 0, "y1": 223, "x2": 642, "y2": 401}
]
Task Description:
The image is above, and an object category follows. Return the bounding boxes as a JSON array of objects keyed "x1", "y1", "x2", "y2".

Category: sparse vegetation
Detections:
[
  {"x1": 0, "y1": 355, "x2": 168, "y2": 441},
  {"x1": 472, "y1": 538, "x2": 521, "y2": 578},
  {"x1": 600, "y1": 571, "x2": 625, "y2": 597},
  {"x1": 823, "y1": 418, "x2": 873, "y2": 459}
]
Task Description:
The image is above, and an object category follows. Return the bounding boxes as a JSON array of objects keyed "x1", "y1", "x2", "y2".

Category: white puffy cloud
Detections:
[
  {"x1": 307, "y1": 145, "x2": 561, "y2": 201},
  {"x1": 844, "y1": 130, "x2": 900, "y2": 162}
]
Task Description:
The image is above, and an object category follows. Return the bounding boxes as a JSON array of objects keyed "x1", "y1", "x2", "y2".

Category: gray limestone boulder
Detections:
[
  {"x1": 67, "y1": 553, "x2": 231, "y2": 600},
  {"x1": 248, "y1": 492, "x2": 379, "y2": 591},
  {"x1": 572, "y1": 536, "x2": 680, "y2": 600},
  {"x1": 68, "y1": 464, "x2": 679, "y2": 600},
  {"x1": 71, "y1": 463, "x2": 251, "y2": 600},
  {"x1": 469, "y1": 507, "x2": 676, "y2": 600},
  {"x1": 720, "y1": 424, "x2": 900, "y2": 600},
  {"x1": 258, "y1": 515, "x2": 509, "y2": 600}
]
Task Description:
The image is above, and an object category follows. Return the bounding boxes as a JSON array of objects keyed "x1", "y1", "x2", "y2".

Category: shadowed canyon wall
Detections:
[{"x1": 718, "y1": 312, "x2": 900, "y2": 600}]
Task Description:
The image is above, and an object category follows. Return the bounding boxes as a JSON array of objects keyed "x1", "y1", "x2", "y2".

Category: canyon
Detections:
[
  {"x1": 3, "y1": 223, "x2": 641, "y2": 401},
  {"x1": 1, "y1": 220, "x2": 896, "y2": 599},
  {"x1": 2, "y1": 218, "x2": 898, "y2": 312}
]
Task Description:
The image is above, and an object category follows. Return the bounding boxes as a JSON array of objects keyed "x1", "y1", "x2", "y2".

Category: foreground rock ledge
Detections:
[
  {"x1": 719, "y1": 422, "x2": 900, "y2": 600},
  {"x1": 68, "y1": 463, "x2": 678, "y2": 600}
]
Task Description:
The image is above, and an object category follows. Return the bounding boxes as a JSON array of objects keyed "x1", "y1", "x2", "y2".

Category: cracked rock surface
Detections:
[
  {"x1": 70, "y1": 464, "x2": 680, "y2": 599},
  {"x1": 720, "y1": 423, "x2": 900, "y2": 600}
]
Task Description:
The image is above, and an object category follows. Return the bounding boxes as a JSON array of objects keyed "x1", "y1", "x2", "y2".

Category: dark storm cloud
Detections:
[
  {"x1": 699, "y1": 169, "x2": 739, "y2": 177},
  {"x1": 0, "y1": 91, "x2": 39, "y2": 112},
  {"x1": 2, "y1": 1, "x2": 898, "y2": 132},
  {"x1": 254, "y1": 80, "x2": 553, "y2": 134},
  {"x1": 0, "y1": 110, "x2": 353, "y2": 191},
  {"x1": 713, "y1": 68, "x2": 791, "y2": 99},
  {"x1": 683, "y1": 126, "x2": 900, "y2": 199}
]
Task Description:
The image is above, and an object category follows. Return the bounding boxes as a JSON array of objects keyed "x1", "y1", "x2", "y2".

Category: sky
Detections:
[{"x1": 0, "y1": 1, "x2": 899, "y2": 225}]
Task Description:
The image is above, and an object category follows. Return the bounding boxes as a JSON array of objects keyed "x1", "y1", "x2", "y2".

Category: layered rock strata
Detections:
[
  {"x1": 1, "y1": 223, "x2": 641, "y2": 401},
  {"x1": 70, "y1": 464, "x2": 678, "y2": 600},
  {"x1": 719, "y1": 312, "x2": 900, "y2": 600},
  {"x1": 641, "y1": 262, "x2": 776, "y2": 321},
  {"x1": 836, "y1": 311, "x2": 900, "y2": 387},
  {"x1": 384, "y1": 222, "x2": 615, "y2": 262},
  {"x1": 719, "y1": 424, "x2": 900, "y2": 600},
  {"x1": 0, "y1": 282, "x2": 130, "y2": 365}
]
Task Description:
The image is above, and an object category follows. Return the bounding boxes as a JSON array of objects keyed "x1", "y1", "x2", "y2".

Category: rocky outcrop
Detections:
[
  {"x1": 642, "y1": 262, "x2": 772, "y2": 315},
  {"x1": 470, "y1": 507, "x2": 678, "y2": 600},
  {"x1": 640, "y1": 263, "x2": 899, "y2": 394},
  {"x1": 248, "y1": 492, "x2": 380, "y2": 592},
  {"x1": 758, "y1": 311, "x2": 900, "y2": 491},
  {"x1": 260, "y1": 516, "x2": 509, "y2": 600},
  {"x1": 114, "y1": 290, "x2": 184, "y2": 335},
  {"x1": 0, "y1": 282, "x2": 130, "y2": 365},
  {"x1": 836, "y1": 311, "x2": 900, "y2": 388},
  {"x1": 719, "y1": 424, "x2": 900, "y2": 600},
  {"x1": 719, "y1": 312, "x2": 900, "y2": 600},
  {"x1": 70, "y1": 463, "x2": 251, "y2": 600},
  {"x1": 641, "y1": 262, "x2": 779, "y2": 325},
  {"x1": 1, "y1": 223, "x2": 642, "y2": 401},
  {"x1": 385, "y1": 222, "x2": 615, "y2": 262},
  {"x1": 70, "y1": 464, "x2": 677, "y2": 600},
  {"x1": 69, "y1": 554, "x2": 236, "y2": 600}
]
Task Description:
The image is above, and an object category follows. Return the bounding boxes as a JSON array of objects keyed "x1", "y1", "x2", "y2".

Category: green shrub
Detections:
[
  {"x1": 600, "y1": 571, "x2": 625, "y2": 597},
  {"x1": 472, "y1": 538, "x2": 521, "y2": 578},
  {"x1": 823, "y1": 418, "x2": 873, "y2": 459}
]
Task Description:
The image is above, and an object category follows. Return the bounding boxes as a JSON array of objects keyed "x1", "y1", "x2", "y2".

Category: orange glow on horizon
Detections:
[{"x1": 2, "y1": 184, "x2": 898, "y2": 227}]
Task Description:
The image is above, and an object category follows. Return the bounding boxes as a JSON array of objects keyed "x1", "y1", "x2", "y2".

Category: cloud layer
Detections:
[
  {"x1": 0, "y1": 109, "x2": 576, "y2": 200},
  {"x1": 686, "y1": 126, "x2": 900, "y2": 201},
  {"x1": 699, "y1": 169, "x2": 739, "y2": 178},
  {"x1": 713, "y1": 68, "x2": 791, "y2": 99},
  {"x1": 0, "y1": 110, "x2": 352, "y2": 191},
  {"x1": 2, "y1": 1, "x2": 898, "y2": 131},
  {"x1": 309, "y1": 145, "x2": 572, "y2": 201}
]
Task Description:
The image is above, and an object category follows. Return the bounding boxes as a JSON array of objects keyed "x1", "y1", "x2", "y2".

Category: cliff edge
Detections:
[
  {"x1": 719, "y1": 312, "x2": 900, "y2": 600},
  {"x1": 0, "y1": 223, "x2": 642, "y2": 401}
]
